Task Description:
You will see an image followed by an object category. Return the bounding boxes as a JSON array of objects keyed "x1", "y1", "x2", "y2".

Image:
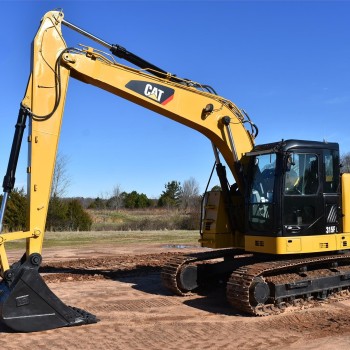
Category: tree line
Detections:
[
  {"x1": 342, "y1": 153, "x2": 350, "y2": 173},
  {"x1": 88, "y1": 179, "x2": 200, "y2": 211},
  {"x1": 0, "y1": 190, "x2": 93, "y2": 232},
  {"x1": 0, "y1": 178, "x2": 202, "y2": 232}
]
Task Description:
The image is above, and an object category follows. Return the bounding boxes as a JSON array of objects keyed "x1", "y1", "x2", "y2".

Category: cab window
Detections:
[
  {"x1": 284, "y1": 153, "x2": 319, "y2": 195},
  {"x1": 324, "y1": 150, "x2": 339, "y2": 193}
]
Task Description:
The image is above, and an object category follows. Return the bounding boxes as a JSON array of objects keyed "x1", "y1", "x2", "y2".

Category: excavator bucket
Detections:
[{"x1": 0, "y1": 254, "x2": 98, "y2": 332}]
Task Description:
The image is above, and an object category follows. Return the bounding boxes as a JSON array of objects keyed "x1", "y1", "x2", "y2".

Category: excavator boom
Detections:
[{"x1": 0, "y1": 11, "x2": 254, "y2": 332}]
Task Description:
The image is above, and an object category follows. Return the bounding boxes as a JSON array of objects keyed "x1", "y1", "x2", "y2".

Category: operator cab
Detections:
[{"x1": 245, "y1": 139, "x2": 341, "y2": 238}]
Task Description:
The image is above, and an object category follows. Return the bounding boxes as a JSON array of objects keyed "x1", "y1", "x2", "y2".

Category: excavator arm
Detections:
[{"x1": 0, "y1": 11, "x2": 255, "y2": 332}]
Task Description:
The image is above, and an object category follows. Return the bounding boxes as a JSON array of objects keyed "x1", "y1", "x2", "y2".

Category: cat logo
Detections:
[
  {"x1": 125, "y1": 80, "x2": 174, "y2": 105},
  {"x1": 144, "y1": 84, "x2": 164, "y2": 102}
]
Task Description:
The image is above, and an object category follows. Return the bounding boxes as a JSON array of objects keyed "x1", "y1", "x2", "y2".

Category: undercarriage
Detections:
[{"x1": 161, "y1": 249, "x2": 350, "y2": 315}]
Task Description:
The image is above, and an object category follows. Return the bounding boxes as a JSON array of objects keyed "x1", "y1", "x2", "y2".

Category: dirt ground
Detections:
[{"x1": 3, "y1": 243, "x2": 350, "y2": 350}]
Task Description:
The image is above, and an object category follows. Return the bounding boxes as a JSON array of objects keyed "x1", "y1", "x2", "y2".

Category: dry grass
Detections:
[
  {"x1": 5, "y1": 230, "x2": 200, "y2": 250},
  {"x1": 88, "y1": 208, "x2": 200, "y2": 231}
]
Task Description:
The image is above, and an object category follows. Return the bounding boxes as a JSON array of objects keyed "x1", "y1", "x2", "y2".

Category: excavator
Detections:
[{"x1": 0, "y1": 10, "x2": 349, "y2": 332}]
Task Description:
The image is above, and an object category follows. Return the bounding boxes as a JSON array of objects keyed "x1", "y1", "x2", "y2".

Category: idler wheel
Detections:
[
  {"x1": 177, "y1": 265, "x2": 198, "y2": 292},
  {"x1": 249, "y1": 276, "x2": 270, "y2": 306}
]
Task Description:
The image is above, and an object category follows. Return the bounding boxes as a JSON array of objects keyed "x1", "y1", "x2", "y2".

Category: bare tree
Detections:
[
  {"x1": 108, "y1": 184, "x2": 124, "y2": 210},
  {"x1": 51, "y1": 153, "x2": 71, "y2": 198},
  {"x1": 341, "y1": 152, "x2": 350, "y2": 173},
  {"x1": 181, "y1": 177, "x2": 200, "y2": 210}
]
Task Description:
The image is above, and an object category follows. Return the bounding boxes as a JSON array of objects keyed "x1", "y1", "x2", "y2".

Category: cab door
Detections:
[{"x1": 282, "y1": 151, "x2": 324, "y2": 236}]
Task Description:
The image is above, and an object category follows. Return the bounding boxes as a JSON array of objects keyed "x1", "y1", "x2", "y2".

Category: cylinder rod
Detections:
[
  {"x1": 0, "y1": 106, "x2": 28, "y2": 232},
  {"x1": 222, "y1": 117, "x2": 239, "y2": 164},
  {"x1": 211, "y1": 143, "x2": 221, "y2": 165},
  {"x1": 61, "y1": 18, "x2": 181, "y2": 82},
  {"x1": 0, "y1": 192, "x2": 9, "y2": 232},
  {"x1": 62, "y1": 19, "x2": 112, "y2": 49}
]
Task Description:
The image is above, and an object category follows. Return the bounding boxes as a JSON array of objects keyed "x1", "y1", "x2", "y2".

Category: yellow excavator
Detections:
[{"x1": 1, "y1": 10, "x2": 350, "y2": 332}]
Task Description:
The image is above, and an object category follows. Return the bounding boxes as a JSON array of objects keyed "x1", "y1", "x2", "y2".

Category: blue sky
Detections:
[{"x1": 0, "y1": 1, "x2": 349, "y2": 199}]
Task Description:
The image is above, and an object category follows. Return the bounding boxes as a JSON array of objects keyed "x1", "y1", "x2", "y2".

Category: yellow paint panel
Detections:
[
  {"x1": 245, "y1": 233, "x2": 350, "y2": 255},
  {"x1": 342, "y1": 174, "x2": 350, "y2": 233}
]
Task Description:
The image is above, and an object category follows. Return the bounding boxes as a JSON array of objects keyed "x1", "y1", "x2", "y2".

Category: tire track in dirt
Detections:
[{"x1": 3, "y1": 251, "x2": 350, "y2": 349}]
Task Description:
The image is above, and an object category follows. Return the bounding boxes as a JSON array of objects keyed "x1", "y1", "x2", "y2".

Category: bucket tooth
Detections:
[{"x1": 0, "y1": 254, "x2": 98, "y2": 332}]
